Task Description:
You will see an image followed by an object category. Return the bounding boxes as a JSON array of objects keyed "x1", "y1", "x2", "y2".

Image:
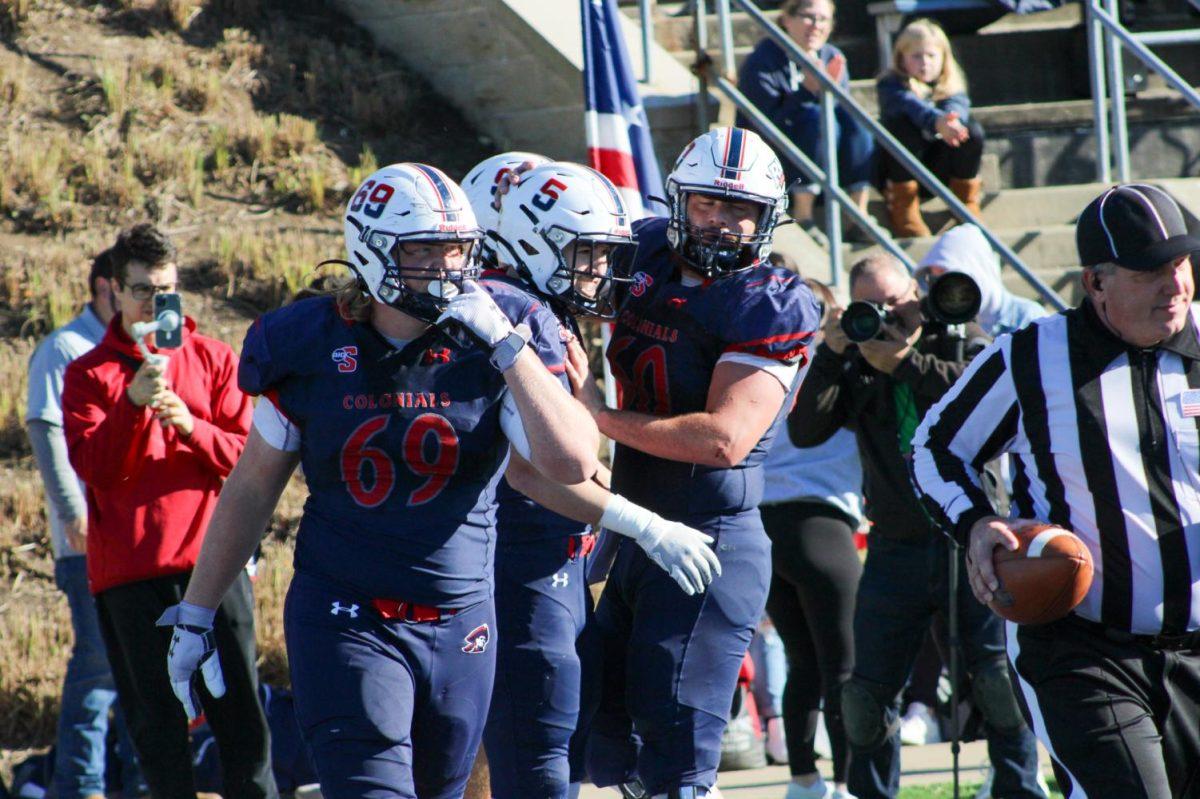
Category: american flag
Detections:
[
  {"x1": 1181, "y1": 388, "x2": 1200, "y2": 418},
  {"x1": 581, "y1": 0, "x2": 664, "y2": 220}
]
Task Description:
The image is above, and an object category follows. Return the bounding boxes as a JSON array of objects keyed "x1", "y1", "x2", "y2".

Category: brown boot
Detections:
[
  {"x1": 885, "y1": 180, "x2": 930, "y2": 238},
  {"x1": 950, "y1": 176, "x2": 983, "y2": 221}
]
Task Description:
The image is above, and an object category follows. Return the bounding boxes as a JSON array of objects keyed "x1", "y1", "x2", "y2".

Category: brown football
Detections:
[{"x1": 988, "y1": 523, "x2": 1094, "y2": 625}]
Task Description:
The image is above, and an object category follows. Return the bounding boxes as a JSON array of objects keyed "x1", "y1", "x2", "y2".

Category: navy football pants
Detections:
[
  {"x1": 284, "y1": 572, "x2": 496, "y2": 799},
  {"x1": 586, "y1": 510, "x2": 771, "y2": 795},
  {"x1": 483, "y1": 536, "x2": 595, "y2": 799}
]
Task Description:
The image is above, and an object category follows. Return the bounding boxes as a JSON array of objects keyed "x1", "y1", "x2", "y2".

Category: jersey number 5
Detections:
[{"x1": 340, "y1": 413, "x2": 460, "y2": 508}]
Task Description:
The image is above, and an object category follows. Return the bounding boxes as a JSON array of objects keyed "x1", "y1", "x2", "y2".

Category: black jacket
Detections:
[{"x1": 788, "y1": 321, "x2": 989, "y2": 541}]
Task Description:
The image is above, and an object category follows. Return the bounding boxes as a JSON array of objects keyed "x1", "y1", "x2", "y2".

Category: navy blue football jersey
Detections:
[
  {"x1": 607, "y1": 217, "x2": 820, "y2": 517},
  {"x1": 238, "y1": 287, "x2": 569, "y2": 607},
  {"x1": 485, "y1": 272, "x2": 591, "y2": 542}
]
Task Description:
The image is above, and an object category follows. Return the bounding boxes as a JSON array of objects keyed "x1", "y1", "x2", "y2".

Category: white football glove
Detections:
[
  {"x1": 600, "y1": 494, "x2": 722, "y2": 596},
  {"x1": 436, "y1": 281, "x2": 514, "y2": 349},
  {"x1": 156, "y1": 601, "x2": 225, "y2": 721}
]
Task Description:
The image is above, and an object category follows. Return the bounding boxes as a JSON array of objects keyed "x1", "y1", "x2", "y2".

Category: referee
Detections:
[{"x1": 911, "y1": 183, "x2": 1200, "y2": 799}]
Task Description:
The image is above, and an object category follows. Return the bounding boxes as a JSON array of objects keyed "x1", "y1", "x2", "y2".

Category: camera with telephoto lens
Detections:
[{"x1": 840, "y1": 271, "x2": 982, "y2": 343}]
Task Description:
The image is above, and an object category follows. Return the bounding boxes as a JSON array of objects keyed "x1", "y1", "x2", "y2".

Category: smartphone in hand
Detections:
[{"x1": 153, "y1": 292, "x2": 183, "y2": 349}]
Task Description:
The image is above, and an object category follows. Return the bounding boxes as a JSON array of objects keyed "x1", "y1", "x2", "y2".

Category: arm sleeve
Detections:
[
  {"x1": 717, "y1": 351, "x2": 800, "y2": 392},
  {"x1": 737, "y1": 45, "x2": 809, "y2": 135},
  {"x1": 174, "y1": 345, "x2": 252, "y2": 478},
  {"x1": 938, "y1": 92, "x2": 971, "y2": 124},
  {"x1": 891, "y1": 328, "x2": 991, "y2": 401},
  {"x1": 721, "y1": 271, "x2": 821, "y2": 366},
  {"x1": 787, "y1": 342, "x2": 851, "y2": 447},
  {"x1": 26, "y1": 338, "x2": 69, "y2": 426},
  {"x1": 910, "y1": 342, "x2": 1020, "y2": 543},
  {"x1": 27, "y1": 419, "x2": 87, "y2": 523},
  {"x1": 252, "y1": 398, "x2": 301, "y2": 452},
  {"x1": 499, "y1": 391, "x2": 532, "y2": 461},
  {"x1": 877, "y1": 75, "x2": 943, "y2": 134},
  {"x1": 63, "y1": 362, "x2": 155, "y2": 490}
]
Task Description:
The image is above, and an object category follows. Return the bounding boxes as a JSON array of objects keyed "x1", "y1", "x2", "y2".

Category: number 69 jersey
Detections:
[
  {"x1": 608, "y1": 217, "x2": 821, "y2": 519},
  {"x1": 238, "y1": 286, "x2": 569, "y2": 609}
]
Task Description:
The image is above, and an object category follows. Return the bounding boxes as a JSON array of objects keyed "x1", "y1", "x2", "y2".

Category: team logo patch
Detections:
[
  {"x1": 331, "y1": 346, "x2": 359, "y2": 373},
  {"x1": 630, "y1": 271, "x2": 654, "y2": 298},
  {"x1": 1181, "y1": 389, "x2": 1200, "y2": 418},
  {"x1": 462, "y1": 623, "x2": 491, "y2": 654}
]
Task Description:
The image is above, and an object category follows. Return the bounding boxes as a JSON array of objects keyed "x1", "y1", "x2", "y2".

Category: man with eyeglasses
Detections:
[{"x1": 62, "y1": 223, "x2": 277, "y2": 799}]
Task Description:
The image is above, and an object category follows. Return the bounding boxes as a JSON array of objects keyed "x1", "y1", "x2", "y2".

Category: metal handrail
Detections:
[
  {"x1": 1087, "y1": 0, "x2": 1200, "y2": 183},
  {"x1": 704, "y1": 0, "x2": 1066, "y2": 309},
  {"x1": 640, "y1": 0, "x2": 654, "y2": 83}
]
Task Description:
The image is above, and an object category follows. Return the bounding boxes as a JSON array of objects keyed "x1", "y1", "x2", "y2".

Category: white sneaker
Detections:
[
  {"x1": 766, "y1": 717, "x2": 789, "y2": 764},
  {"x1": 784, "y1": 779, "x2": 833, "y2": 799},
  {"x1": 899, "y1": 702, "x2": 935, "y2": 746},
  {"x1": 813, "y1": 712, "x2": 833, "y2": 760},
  {"x1": 973, "y1": 766, "x2": 994, "y2": 799}
]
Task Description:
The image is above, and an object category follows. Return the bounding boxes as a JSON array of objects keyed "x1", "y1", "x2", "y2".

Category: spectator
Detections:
[
  {"x1": 738, "y1": 0, "x2": 874, "y2": 240},
  {"x1": 767, "y1": 278, "x2": 864, "y2": 799},
  {"x1": 917, "y1": 224, "x2": 1046, "y2": 337},
  {"x1": 789, "y1": 254, "x2": 1045, "y2": 799},
  {"x1": 25, "y1": 249, "x2": 142, "y2": 799},
  {"x1": 62, "y1": 224, "x2": 276, "y2": 799},
  {"x1": 876, "y1": 19, "x2": 984, "y2": 238}
]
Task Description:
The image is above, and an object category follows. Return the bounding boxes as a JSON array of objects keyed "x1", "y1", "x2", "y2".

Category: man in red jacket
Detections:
[{"x1": 62, "y1": 223, "x2": 277, "y2": 799}]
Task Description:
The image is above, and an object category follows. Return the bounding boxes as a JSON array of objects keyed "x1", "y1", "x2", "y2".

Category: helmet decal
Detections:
[
  {"x1": 720, "y1": 126, "x2": 746, "y2": 181},
  {"x1": 413, "y1": 163, "x2": 460, "y2": 224},
  {"x1": 493, "y1": 162, "x2": 636, "y2": 320}
]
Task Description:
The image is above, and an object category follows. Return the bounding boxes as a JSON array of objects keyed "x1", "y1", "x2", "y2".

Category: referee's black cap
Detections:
[{"x1": 1076, "y1": 183, "x2": 1200, "y2": 271}]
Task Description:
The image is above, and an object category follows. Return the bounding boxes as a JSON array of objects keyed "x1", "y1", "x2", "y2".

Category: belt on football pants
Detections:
[
  {"x1": 1066, "y1": 613, "x2": 1200, "y2": 652},
  {"x1": 371, "y1": 599, "x2": 459, "y2": 623}
]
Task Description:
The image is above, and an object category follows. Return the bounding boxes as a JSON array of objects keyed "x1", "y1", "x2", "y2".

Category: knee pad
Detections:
[
  {"x1": 841, "y1": 679, "x2": 896, "y2": 751},
  {"x1": 971, "y1": 661, "x2": 1026, "y2": 734}
]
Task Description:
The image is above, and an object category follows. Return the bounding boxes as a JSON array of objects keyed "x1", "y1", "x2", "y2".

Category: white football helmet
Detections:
[
  {"x1": 461, "y1": 151, "x2": 551, "y2": 269},
  {"x1": 666, "y1": 126, "x2": 788, "y2": 278},
  {"x1": 343, "y1": 163, "x2": 482, "y2": 323},
  {"x1": 495, "y1": 162, "x2": 635, "y2": 319}
]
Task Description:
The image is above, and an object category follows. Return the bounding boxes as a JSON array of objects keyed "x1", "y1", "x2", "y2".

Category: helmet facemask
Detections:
[
  {"x1": 527, "y1": 225, "x2": 634, "y2": 320},
  {"x1": 352, "y1": 219, "x2": 482, "y2": 324},
  {"x1": 667, "y1": 190, "x2": 775, "y2": 279}
]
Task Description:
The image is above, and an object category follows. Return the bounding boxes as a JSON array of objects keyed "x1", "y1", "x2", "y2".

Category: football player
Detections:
[
  {"x1": 158, "y1": 163, "x2": 600, "y2": 799},
  {"x1": 570, "y1": 128, "x2": 822, "y2": 799},
  {"x1": 461, "y1": 150, "x2": 551, "y2": 271},
  {"x1": 467, "y1": 159, "x2": 722, "y2": 799}
]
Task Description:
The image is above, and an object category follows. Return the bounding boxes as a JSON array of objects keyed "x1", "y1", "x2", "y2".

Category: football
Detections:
[{"x1": 989, "y1": 523, "x2": 1094, "y2": 625}]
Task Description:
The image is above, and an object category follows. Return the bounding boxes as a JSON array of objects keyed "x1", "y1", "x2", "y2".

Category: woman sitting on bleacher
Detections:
[
  {"x1": 876, "y1": 18, "x2": 984, "y2": 238},
  {"x1": 737, "y1": 0, "x2": 875, "y2": 241}
]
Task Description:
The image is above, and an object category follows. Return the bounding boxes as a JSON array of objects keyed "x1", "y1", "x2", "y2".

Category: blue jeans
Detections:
[
  {"x1": 52, "y1": 556, "x2": 141, "y2": 799},
  {"x1": 848, "y1": 536, "x2": 1043, "y2": 799},
  {"x1": 788, "y1": 102, "x2": 875, "y2": 194}
]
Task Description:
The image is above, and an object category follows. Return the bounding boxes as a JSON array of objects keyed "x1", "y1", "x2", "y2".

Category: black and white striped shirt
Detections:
[{"x1": 912, "y1": 300, "x2": 1200, "y2": 635}]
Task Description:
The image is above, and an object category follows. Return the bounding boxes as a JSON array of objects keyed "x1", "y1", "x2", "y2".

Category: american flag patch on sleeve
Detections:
[{"x1": 1180, "y1": 388, "x2": 1200, "y2": 418}]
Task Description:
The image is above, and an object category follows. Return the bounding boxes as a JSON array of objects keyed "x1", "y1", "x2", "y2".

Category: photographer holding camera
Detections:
[
  {"x1": 61, "y1": 224, "x2": 276, "y2": 799},
  {"x1": 789, "y1": 253, "x2": 1045, "y2": 799}
]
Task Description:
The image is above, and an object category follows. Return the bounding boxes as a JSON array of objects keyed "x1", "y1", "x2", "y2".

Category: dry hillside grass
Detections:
[{"x1": 0, "y1": 0, "x2": 491, "y2": 750}]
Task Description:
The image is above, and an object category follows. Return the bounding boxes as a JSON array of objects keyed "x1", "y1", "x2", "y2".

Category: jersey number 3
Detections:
[{"x1": 340, "y1": 413, "x2": 459, "y2": 508}]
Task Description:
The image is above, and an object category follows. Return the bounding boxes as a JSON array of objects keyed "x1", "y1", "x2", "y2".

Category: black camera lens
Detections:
[
  {"x1": 841, "y1": 301, "x2": 889, "y2": 343},
  {"x1": 924, "y1": 271, "x2": 982, "y2": 325}
]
